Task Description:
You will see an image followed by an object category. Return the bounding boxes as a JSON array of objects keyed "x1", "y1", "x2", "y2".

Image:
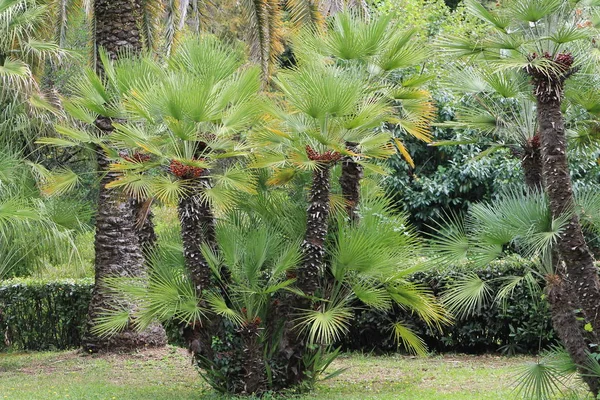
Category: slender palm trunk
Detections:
[
  {"x1": 84, "y1": 0, "x2": 166, "y2": 351},
  {"x1": 239, "y1": 322, "x2": 266, "y2": 394},
  {"x1": 518, "y1": 108, "x2": 600, "y2": 393},
  {"x1": 536, "y1": 95, "x2": 600, "y2": 334},
  {"x1": 340, "y1": 142, "x2": 362, "y2": 222},
  {"x1": 299, "y1": 164, "x2": 332, "y2": 297},
  {"x1": 176, "y1": 175, "x2": 219, "y2": 360},
  {"x1": 275, "y1": 162, "x2": 334, "y2": 386},
  {"x1": 131, "y1": 198, "x2": 158, "y2": 256},
  {"x1": 546, "y1": 271, "x2": 599, "y2": 396},
  {"x1": 177, "y1": 177, "x2": 214, "y2": 293}
]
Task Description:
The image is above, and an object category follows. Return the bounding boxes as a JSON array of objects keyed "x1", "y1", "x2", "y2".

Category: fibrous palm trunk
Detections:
[
  {"x1": 340, "y1": 142, "x2": 362, "y2": 222},
  {"x1": 276, "y1": 163, "x2": 333, "y2": 386},
  {"x1": 546, "y1": 271, "x2": 600, "y2": 396},
  {"x1": 528, "y1": 61, "x2": 600, "y2": 397},
  {"x1": 298, "y1": 164, "x2": 332, "y2": 297},
  {"x1": 84, "y1": 121, "x2": 166, "y2": 351},
  {"x1": 520, "y1": 136, "x2": 543, "y2": 191},
  {"x1": 84, "y1": 0, "x2": 166, "y2": 351},
  {"x1": 131, "y1": 197, "x2": 158, "y2": 256},
  {"x1": 177, "y1": 176, "x2": 218, "y2": 360},
  {"x1": 536, "y1": 95, "x2": 600, "y2": 334},
  {"x1": 518, "y1": 112, "x2": 600, "y2": 395}
]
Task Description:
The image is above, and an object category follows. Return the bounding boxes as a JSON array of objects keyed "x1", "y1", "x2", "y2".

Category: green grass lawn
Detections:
[{"x1": 0, "y1": 346, "x2": 588, "y2": 399}]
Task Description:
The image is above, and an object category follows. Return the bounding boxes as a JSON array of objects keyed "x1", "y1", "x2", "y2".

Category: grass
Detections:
[{"x1": 0, "y1": 347, "x2": 588, "y2": 399}]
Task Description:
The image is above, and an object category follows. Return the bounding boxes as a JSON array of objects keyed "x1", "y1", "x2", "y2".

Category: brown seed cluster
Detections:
[
  {"x1": 305, "y1": 145, "x2": 342, "y2": 163},
  {"x1": 169, "y1": 159, "x2": 205, "y2": 179}
]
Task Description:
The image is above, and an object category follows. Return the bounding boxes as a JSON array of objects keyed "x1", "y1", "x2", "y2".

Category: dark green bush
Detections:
[
  {"x1": 0, "y1": 279, "x2": 93, "y2": 351},
  {"x1": 0, "y1": 258, "x2": 556, "y2": 354},
  {"x1": 340, "y1": 257, "x2": 556, "y2": 355}
]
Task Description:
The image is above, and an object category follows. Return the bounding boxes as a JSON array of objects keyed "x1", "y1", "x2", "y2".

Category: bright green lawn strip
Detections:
[{"x1": 0, "y1": 347, "x2": 590, "y2": 399}]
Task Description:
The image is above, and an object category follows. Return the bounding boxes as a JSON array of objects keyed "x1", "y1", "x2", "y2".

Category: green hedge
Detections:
[
  {"x1": 340, "y1": 257, "x2": 556, "y2": 354},
  {"x1": 0, "y1": 258, "x2": 556, "y2": 353},
  {"x1": 0, "y1": 279, "x2": 93, "y2": 351}
]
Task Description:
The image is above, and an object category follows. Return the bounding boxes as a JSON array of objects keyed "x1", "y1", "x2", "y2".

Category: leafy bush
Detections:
[
  {"x1": 0, "y1": 279, "x2": 93, "y2": 351},
  {"x1": 340, "y1": 257, "x2": 556, "y2": 355}
]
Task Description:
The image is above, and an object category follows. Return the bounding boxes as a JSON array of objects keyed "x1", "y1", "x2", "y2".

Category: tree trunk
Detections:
[
  {"x1": 239, "y1": 322, "x2": 266, "y2": 394},
  {"x1": 84, "y1": 0, "x2": 166, "y2": 351},
  {"x1": 340, "y1": 142, "x2": 362, "y2": 222},
  {"x1": 546, "y1": 272, "x2": 600, "y2": 396},
  {"x1": 94, "y1": 0, "x2": 143, "y2": 62},
  {"x1": 272, "y1": 163, "x2": 334, "y2": 387},
  {"x1": 176, "y1": 175, "x2": 219, "y2": 360},
  {"x1": 83, "y1": 126, "x2": 166, "y2": 351},
  {"x1": 177, "y1": 178, "x2": 213, "y2": 293},
  {"x1": 521, "y1": 136, "x2": 543, "y2": 191},
  {"x1": 298, "y1": 164, "x2": 332, "y2": 297},
  {"x1": 536, "y1": 96, "x2": 600, "y2": 334}
]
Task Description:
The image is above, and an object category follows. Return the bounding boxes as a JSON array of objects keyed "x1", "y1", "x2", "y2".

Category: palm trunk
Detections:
[
  {"x1": 85, "y1": 0, "x2": 166, "y2": 351},
  {"x1": 84, "y1": 129, "x2": 166, "y2": 351},
  {"x1": 546, "y1": 272, "x2": 600, "y2": 396},
  {"x1": 340, "y1": 142, "x2": 362, "y2": 222},
  {"x1": 239, "y1": 322, "x2": 266, "y2": 394},
  {"x1": 273, "y1": 163, "x2": 334, "y2": 387},
  {"x1": 518, "y1": 96, "x2": 600, "y2": 393},
  {"x1": 521, "y1": 136, "x2": 543, "y2": 191},
  {"x1": 177, "y1": 178, "x2": 214, "y2": 293},
  {"x1": 299, "y1": 164, "x2": 332, "y2": 297},
  {"x1": 94, "y1": 0, "x2": 143, "y2": 61},
  {"x1": 177, "y1": 175, "x2": 219, "y2": 360},
  {"x1": 536, "y1": 95, "x2": 600, "y2": 334}
]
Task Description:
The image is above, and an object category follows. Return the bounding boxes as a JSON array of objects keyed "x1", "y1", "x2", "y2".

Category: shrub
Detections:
[
  {"x1": 0, "y1": 279, "x2": 92, "y2": 351},
  {"x1": 340, "y1": 257, "x2": 557, "y2": 355}
]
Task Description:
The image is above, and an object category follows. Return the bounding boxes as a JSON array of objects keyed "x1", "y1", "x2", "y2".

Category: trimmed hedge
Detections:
[
  {"x1": 0, "y1": 279, "x2": 92, "y2": 351},
  {"x1": 0, "y1": 258, "x2": 556, "y2": 353},
  {"x1": 341, "y1": 257, "x2": 556, "y2": 355}
]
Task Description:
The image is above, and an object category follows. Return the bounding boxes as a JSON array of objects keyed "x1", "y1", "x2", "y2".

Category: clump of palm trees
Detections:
[{"x1": 45, "y1": 13, "x2": 448, "y2": 394}]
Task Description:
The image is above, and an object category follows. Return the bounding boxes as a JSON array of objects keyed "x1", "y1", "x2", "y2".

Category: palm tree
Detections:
[
  {"x1": 292, "y1": 12, "x2": 435, "y2": 220},
  {"x1": 439, "y1": 0, "x2": 600, "y2": 394},
  {"x1": 96, "y1": 36, "x2": 262, "y2": 358},
  {"x1": 252, "y1": 61, "x2": 442, "y2": 384},
  {"x1": 88, "y1": 38, "x2": 448, "y2": 394},
  {"x1": 430, "y1": 187, "x2": 600, "y2": 397},
  {"x1": 260, "y1": 63, "x2": 393, "y2": 297}
]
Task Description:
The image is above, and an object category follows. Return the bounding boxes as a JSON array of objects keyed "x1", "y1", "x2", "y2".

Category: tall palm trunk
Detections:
[
  {"x1": 177, "y1": 177, "x2": 214, "y2": 293},
  {"x1": 132, "y1": 197, "x2": 158, "y2": 256},
  {"x1": 546, "y1": 271, "x2": 600, "y2": 396},
  {"x1": 299, "y1": 164, "x2": 332, "y2": 297},
  {"x1": 84, "y1": 0, "x2": 166, "y2": 351},
  {"x1": 85, "y1": 121, "x2": 166, "y2": 351},
  {"x1": 528, "y1": 56, "x2": 600, "y2": 334},
  {"x1": 518, "y1": 121, "x2": 600, "y2": 394},
  {"x1": 176, "y1": 174, "x2": 219, "y2": 360},
  {"x1": 536, "y1": 97, "x2": 600, "y2": 333},
  {"x1": 276, "y1": 161, "x2": 334, "y2": 386},
  {"x1": 340, "y1": 142, "x2": 362, "y2": 222}
]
